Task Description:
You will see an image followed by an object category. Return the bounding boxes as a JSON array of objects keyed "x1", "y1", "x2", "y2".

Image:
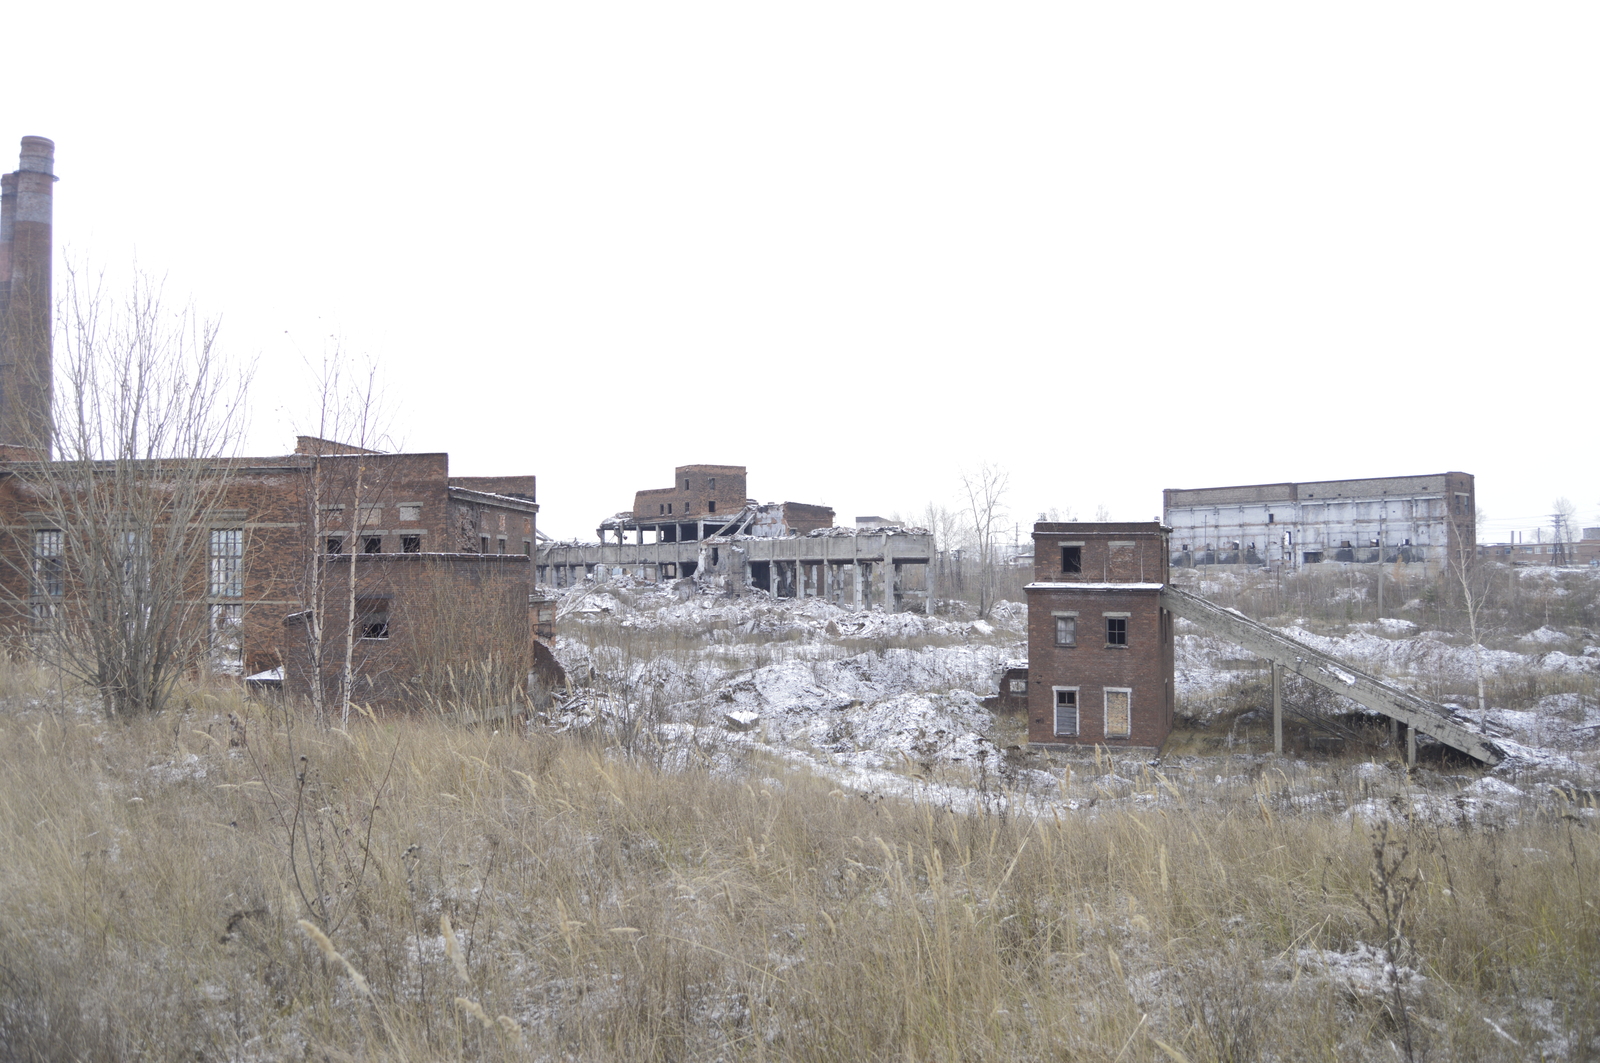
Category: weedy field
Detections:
[
  {"x1": 2, "y1": 562, "x2": 1598, "y2": 1061},
  {"x1": 1, "y1": 680, "x2": 1597, "y2": 1060}
]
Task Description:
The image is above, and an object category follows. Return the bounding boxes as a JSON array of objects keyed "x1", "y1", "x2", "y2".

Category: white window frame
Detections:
[
  {"x1": 1104, "y1": 687, "x2": 1132, "y2": 739},
  {"x1": 1053, "y1": 610, "x2": 1078, "y2": 647},
  {"x1": 1052, "y1": 686, "x2": 1079, "y2": 736}
]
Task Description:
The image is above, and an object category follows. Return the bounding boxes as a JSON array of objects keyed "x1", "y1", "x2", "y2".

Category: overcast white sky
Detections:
[{"x1": 6, "y1": 4, "x2": 1596, "y2": 542}]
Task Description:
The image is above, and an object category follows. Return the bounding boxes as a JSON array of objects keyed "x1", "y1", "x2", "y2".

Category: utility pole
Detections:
[{"x1": 1377, "y1": 511, "x2": 1385, "y2": 617}]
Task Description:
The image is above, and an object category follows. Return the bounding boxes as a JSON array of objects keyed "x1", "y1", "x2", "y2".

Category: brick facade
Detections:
[
  {"x1": 0, "y1": 440, "x2": 542, "y2": 694},
  {"x1": 1024, "y1": 522, "x2": 1175, "y2": 750},
  {"x1": 633, "y1": 464, "x2": 748, "y2": 520}
]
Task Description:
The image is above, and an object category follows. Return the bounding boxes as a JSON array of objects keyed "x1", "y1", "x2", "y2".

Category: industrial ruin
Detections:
[
  {"x1": 1020, "y1": 518, "x2": 1504, "y2": 763},
  {"x1": 0, "y1": 137, "x2": 549, "y2": 708},
  {"x1": 1162, "y1": 473, "x2": 1476, "y2": 572},
  {"x1": 539, "y1": 464, "x2": 936, "y2": 612}
]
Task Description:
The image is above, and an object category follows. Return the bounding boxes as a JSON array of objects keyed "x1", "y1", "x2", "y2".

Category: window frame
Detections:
[
  {"x1": 1104, "y1": 613, "x2": 1129, "y2": 647},
  {"x1": 1052, "y1": 687, "x2": 1080, "y2": 736},
  {"x1": 1061, "y1": 543, "x2": 1083, "y2": 574},
  {"x1": 209, "y1": 527, "x2": 244, "y2": 599},
  {"x1": 1052, "y1": 610, "x2": 1078, "y2": 647}
]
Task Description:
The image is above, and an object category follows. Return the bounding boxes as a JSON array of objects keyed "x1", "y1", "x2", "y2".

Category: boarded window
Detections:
[
  {"x1": 1054, "y1": 688, "x2": 1079, "y2": 736},
  {"x1": 1008, "y1": 678, "x2": 1028, "y2": 694},
  {"x1": 209, "y1": 529, "x2": 244, "y2": 597},
  {"x1": 398, "y1": 504, "x2": 422, "y2": 522},
  {"x1": 1105, "y1": 617, "x2": 1128, "y2": 646},
  {"x1": 1104, "y1": 689, "x2": 1131, "y2": 738},
  {"x1": 1055, "y1": 616, "x2": 1076, "y2": 646}
]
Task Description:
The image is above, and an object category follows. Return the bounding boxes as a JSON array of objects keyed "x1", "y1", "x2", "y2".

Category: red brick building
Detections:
[{"x1": 1024, "y1": 522, "x2": 1175, "y2": 750}]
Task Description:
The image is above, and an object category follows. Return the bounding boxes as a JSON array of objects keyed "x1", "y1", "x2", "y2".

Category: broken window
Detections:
[
  {"x1": 1105, "y1": 616, "x2": 1128, "y2": 646},
  {"x1": 480, "y1": 535, "x2": 490, "y2": 554},
  {"x1": 1303, "y1": 551, "x2": 1323, "y2": 563},
  {"x1": 399, "y1": 504, "x2": 422, "y2": 522},
  {"x1": 209, "y1": 529, "x2": 243, "y2": 598},
  {"x1": 667, "y1": 503, "x2": 673, "y2": 514},
  {"x1": 709, "y1": 477, "x2": 716, "y2": 489},
  {"x1": 523, "y1": 540, "x2": 532, "y2": 556},
  {"x1": 363, "y1": 536, "x2": 383, "y2": 554},
  {"x1": 708, "y1": 501, "x2": 717, "y2": 513},
  {"x1": 1054, "y1": 615, "x2": 1077, "y2": 646},
  {"x1": 497, "y1": 538, "x2": 507, "y2": 554},
  {"x1": 32, "y1": 529, "x2": 63, "y2": 617},
  {"x1": 1061, "y1": 545, "x2": 1082, "y2": 573},
  {"x1": 401, "y1": 535, "x2": 421, "y2": 553},
  {"x1": 209, "y1": 603, "x2": 244, "y2": 675},
  {"x1": 1104, "y1": 688, "x2": 1131, "y2": 738},
  {"x1": 326, "y1": 536, "x2": 345, "y2": 556},
  {"x1": 1053, "y1": 688, "x2": 1079, "y2": 736},
  {"x1": 357, "y1": 599, "x2": 390, "y2": 640}
]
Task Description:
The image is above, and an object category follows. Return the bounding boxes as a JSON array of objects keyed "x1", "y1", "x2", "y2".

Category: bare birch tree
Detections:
[
  {"x1": 1447, "y1": 510, "x2": 1495, "y2": 727},
  {"x1": 295, "y1": 354, "x2": 392, "y2": 727},
  {"x1": 959, "y1": 462, "x2": 1009, "y2": 618},
  {"x1": 9, "y1": 265, "x2": 249, "y2": 717}
]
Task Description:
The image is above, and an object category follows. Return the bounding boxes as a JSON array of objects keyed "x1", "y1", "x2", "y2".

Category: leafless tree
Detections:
[
  {"x1": 295, "y1": 353, "x2": 393, "y2": 727},
  {"x1": 8, "y1": 265, "x2": 249, "y2": 717},
  {"x1": 959, "y1": 462, "x2": 1009, "y2": 618},
  {"x1": 1447, "y1": 511, "x2": 1496, "y2": 726}
]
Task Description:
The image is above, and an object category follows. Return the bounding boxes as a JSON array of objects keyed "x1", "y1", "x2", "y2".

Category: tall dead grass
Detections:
[{"x1": 1, "y1": 679, "x2": 1596, "y2": 1061}]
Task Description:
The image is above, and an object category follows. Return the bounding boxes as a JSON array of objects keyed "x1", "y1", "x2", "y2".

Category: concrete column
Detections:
[
  {"x1": 884, "y1": 539, "x2": 896, "y2": 612},
  {"x1": 1272, "y1": 662, "x2": 1282, "y2": 755},
  {"x1": 1406, "y1": 723, "x2": 1416, "y2": 767}
]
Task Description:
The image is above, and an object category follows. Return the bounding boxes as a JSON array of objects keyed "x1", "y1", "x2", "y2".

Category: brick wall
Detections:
[{"x1": 633, "y1": 464, "x2": 747, "y2": 520}]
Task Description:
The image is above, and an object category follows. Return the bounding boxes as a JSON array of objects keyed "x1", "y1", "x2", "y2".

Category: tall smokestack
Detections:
[{"x1": 0, "y1": 136, "x2": 55, "y2": 457}]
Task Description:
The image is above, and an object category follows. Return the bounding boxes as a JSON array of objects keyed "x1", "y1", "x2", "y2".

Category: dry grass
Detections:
[{"x1": 0, "y1": 671, "x2": 1596, "y2": 1062}]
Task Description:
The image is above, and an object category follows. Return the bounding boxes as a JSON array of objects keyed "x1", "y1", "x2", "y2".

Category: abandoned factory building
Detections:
[
  {"x1": 1023, "y1": 522, "x2": 1175, "y2": 750},
  {"x1": 1163, "y1": 472, "x2": 1476, "y2": 572},
  {"x1": 0, "y1": 136, "x2": 550, "y2": 707},
  {"x1": 540, "y1": 463, "x2": 934, "y2": 612}
]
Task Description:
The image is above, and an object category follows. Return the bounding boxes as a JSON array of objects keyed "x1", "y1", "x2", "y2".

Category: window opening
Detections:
[
  {"x1": 708, "y1": 501, "x2": 717, "y2": 513},
  {"x1": 209, "y1": 603, "x2": 244, "y2": 675},
  {"x1": 497, "y1": 537, "x2": 507, "y2": 554},
  {"x1": 1105, "y1": 617, "x2": 1128, "y2": 646},
  {"x1": 326, "y1": 536, "x2": 345, "y2": 556},
  {"x1": 1055, "y1": 616, "x2": 1076, "y2": 646},
  {"x1": 1104, "y1": 689, "x2": 1132, "y2": 738},
  {"x1": 1061, "y1": 545, "x2": 1082, "y2": 573},
  {"x1": 209, "y1": 529, "x2": 244, "y2": 598},
  {"x1": 357, "y1": 600, "x2": 390, "y2": 640},
  {"x1": 1053, "y1": 688, "x2": 1079, "y2": 736},
  {"x1": 32, "y1": 529, "x2": 63, "y2": 617},
  {"x1": 363, "y1": 536, "x2": 383, "y2": 554},
  {"x1": 401, "y1": 535, "x2": 421, "y2": 553},
  {"x1": 480, "y1": 535, "x2": 490, "y2": 554}
]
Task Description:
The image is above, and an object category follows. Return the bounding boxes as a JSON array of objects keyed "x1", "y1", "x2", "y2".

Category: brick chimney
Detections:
[{"x1": 0, "y1": 136, "x2": 55, "y2": 458}]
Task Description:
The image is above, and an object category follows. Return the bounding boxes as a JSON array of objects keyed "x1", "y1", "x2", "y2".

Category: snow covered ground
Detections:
[{"x1": 545, "y1": 570, "x2": 1600, "y2": 812}]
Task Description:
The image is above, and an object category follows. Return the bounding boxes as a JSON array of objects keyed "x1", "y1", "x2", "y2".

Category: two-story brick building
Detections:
[{"x1": 1024, "y1": 522, "x2": 1175, "y2": 750}]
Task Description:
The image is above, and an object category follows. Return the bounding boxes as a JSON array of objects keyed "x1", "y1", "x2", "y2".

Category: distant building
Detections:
[
  {"x1": 1163, "y1": 473, "x2": 1475, "y2": 572},
  {"x1": 1479, "y1": 526, "x2": 1600, "y2": 566},
  {"x1": 1024, "y1": 522, "x2": 1174, "y2": 750},
  {"x1": 541, "y1": 463, "x2": 932, "y2": 611}
]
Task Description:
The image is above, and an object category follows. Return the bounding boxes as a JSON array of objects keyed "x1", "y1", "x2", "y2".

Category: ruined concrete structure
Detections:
[
  {"x1": 0, "y1": 137, "x2": 549, "y2": 708},
  {"x1": 1023, "y1": 523, "x2": 1175, "y2": 750},
  {"x1": 542, "y1": 463, "x2": 931, "y2": 611},
  {"x1": 1163, "y1": 473, "x2": 1476, "y2": 571}
]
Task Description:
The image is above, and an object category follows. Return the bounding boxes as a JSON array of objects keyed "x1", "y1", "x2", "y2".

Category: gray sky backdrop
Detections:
[{"x1": 7, "y1": 4, "x2": 1596, "y2": 543}]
